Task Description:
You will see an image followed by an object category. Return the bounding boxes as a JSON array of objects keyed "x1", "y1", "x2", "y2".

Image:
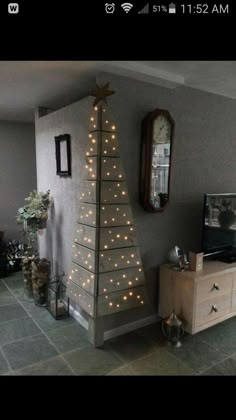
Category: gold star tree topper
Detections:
[{"x1": 91, "y1": 83, "x2": 115, "y2": 107}]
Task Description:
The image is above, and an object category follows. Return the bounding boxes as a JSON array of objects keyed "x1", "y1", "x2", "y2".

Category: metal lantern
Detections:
[
  {"x1": 47, "y1": 278, "x2": 70, "y2": 320},
  {"x1": 162, "y1": 310, "x2": 184, "y2": 348}
]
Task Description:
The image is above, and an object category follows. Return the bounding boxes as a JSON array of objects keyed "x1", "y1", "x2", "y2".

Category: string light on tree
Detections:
[{"x1": 67, "y1": 83, "x2": 145, "y2": 346}]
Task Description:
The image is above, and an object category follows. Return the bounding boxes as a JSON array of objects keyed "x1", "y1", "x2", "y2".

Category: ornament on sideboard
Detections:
[
  {"x1": 162, "y1": 310, "x2": 185, "y2": 348},
  {"x1": 189, "y1": 251, "x2": 203, "y2": 272},
  {"x1": 167, "y1": 245, "x2": 188, "y2": 271}
]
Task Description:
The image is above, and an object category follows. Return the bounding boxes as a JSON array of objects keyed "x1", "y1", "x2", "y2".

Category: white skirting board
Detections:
[{"x1": 68, "y1": 300, "x2": 160, "y2": 341}]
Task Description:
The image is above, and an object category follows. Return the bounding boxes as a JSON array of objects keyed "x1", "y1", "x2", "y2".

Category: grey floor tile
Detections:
[
  {"x1": 31, "y1": 310, "x2": 76, "y2": 332},
  {"x1": 202, "y1": 357, "x2": 236, "y2": 375},
  {"x1": 0, "y1": 290, "x2": 17, "y2": 306},
  {"x1": 130, "y1": 348, "x2": 196, "y2": 375},
  {"x1": 0, "y1": 351, "x2": 10, "y2": 375},
  {"x1": 63, "y1": 345, "x2": 123, "y2": 375},
  {"x1": 166, "y1": 334, "x2": 227, "y2": 373},
  {"x1": 0, "y1": 281, "x2": 9, "y2": 292},
  {"x1": 197, "y1": 323, "x2": 236, "y2": 356},
  {"x1": 136, "y1": 322, "x2": 165, "y2": 345},
  {"x1": 107, "y1": 331, "x2": 158, "y2": 363},
  {"x1": 46, "y1": 324, "x2": 89, "y2": 353},
  {"x1": 19, "y1": 298, "x2": 48, "y2": 316},
  {"x1": 13, "y1": 356, "x2": 74, "y2": 376},
  {"x1": 3, "y1": 273, "x2": 24, "y2": 290},
  {"x1": 107, "y1": 365, "x2": 136, "y2": 375},
  {"x1": 11, "y1": 288, "x2": 28, "y2": 300},
  {"x1": 0, "y1": 303, "x2": 28, "y2": 324},
  {"x1": 0, "y1": 317, "x2": 40, "y2": 346},
  {"x1": 3, "y1": 333, "x2": 58, "y2": 370},
  {"x1": 221, "y1": 316, "x2": 236, "y2": 328}
]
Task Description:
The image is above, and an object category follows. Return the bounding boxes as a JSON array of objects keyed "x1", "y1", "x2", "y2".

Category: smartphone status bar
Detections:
[{"x1": 104, "y1": 2, "x2": 231, "y2": 15}]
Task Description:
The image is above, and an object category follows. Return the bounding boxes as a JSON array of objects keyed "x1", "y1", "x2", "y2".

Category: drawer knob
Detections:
[
  {"x1": 212, "y1": 305, "x2": 218, "y2": 312},
  {"x1": 213, "y1": 283, "x2": 220, "y2": 290}
]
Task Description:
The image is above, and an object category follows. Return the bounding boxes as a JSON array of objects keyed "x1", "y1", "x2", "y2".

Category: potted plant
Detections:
[
  {"x1": 16, "y1": 190, "x2": 53, "y2": 298},
  {"x1": 17, "y1": 190, "x2": 53, "y2": 240}
]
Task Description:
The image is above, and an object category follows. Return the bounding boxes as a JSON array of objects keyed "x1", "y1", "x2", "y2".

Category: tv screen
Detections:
[{"x1": 202, "y1": 193, "x2": 236, "y2": 256}]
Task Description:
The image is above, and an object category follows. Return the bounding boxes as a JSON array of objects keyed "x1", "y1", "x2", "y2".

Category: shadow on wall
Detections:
[
  {"x1": 144, "y1": 264, "x2": 159, "y2": 313},
  {"x1": 42, "y1": 202, "x2": 55, "y2": 273},
  {"x1": 55, "y1": 211, "x2": 63, "y2": 276}
]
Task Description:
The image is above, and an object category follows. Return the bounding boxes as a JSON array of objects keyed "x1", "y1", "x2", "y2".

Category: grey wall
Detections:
[
  {"x1": 35, "y1": 73, "x2": 236, "y2": 330},
  {"x1": 0, "y1": 121, "x2": 36, "y2": 241}
]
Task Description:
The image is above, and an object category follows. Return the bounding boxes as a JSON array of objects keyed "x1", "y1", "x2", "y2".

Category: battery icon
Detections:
[{"x1": 169, "y1": 3, "x2": 176, "y2": 13}]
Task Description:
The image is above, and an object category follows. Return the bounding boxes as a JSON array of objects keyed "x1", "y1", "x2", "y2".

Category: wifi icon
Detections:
[{"x1": 121, "y1": 3, "x2": 133, "y2": 13}]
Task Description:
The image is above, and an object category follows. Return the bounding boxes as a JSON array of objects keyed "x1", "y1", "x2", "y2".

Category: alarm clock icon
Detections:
[{"x1": 105, "y1": 3, "x2": 115, "y2": 13}]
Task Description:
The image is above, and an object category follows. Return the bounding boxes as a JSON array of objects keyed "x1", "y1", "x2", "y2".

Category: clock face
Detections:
[{"x1": 153, "y1": 114, "x2": 171, "y2": 144}]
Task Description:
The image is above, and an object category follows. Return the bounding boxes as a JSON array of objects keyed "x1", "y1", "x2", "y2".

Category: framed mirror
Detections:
[
  {"x1": 140, "y1": 109, "x2": 174, "y2": 212},
  {"x1": 55, "y1": 134, "x2": 71, "y2": 177}
]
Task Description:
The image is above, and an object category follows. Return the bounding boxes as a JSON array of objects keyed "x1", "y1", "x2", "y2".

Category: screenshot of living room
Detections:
[{"x1": 1, "y1": 61, "x2": 236, "y2": 376}]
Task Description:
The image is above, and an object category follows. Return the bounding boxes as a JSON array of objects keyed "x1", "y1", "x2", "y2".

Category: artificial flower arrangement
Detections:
[{"x1": 17, "y1": 190, "x2": 53, "y2": 226}]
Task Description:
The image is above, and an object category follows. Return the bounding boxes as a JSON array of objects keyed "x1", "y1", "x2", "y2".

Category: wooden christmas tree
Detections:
[{"x1": 67, "y1": 84, "x2": 145, "y2": 346}]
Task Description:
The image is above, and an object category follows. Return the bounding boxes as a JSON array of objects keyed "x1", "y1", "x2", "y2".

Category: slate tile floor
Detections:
[{"x1": 1, "y1": 272, "x2": 236, "y2": 375}]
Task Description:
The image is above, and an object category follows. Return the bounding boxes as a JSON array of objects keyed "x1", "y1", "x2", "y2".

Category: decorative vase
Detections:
[
  {"x1": 31, "y1": 258, "x2": 50, "y2": 306},
  {"x1": 22, "y1": 256, "x2": 34, "y2": 298}
]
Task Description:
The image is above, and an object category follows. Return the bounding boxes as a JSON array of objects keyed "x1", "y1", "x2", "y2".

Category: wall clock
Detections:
[{"x1": 140, "y1": 109, "x2": 174, "y2": 212}]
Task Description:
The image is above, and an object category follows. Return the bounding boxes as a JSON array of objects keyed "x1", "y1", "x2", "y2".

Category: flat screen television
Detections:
[{"x1": 201, "y1": 193, "x2": 236, "y2": 261}]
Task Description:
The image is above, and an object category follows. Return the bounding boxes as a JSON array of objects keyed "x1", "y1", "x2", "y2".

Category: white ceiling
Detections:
[{"x1": 1, "y1": 61, "x2": 236, "y2": 122}]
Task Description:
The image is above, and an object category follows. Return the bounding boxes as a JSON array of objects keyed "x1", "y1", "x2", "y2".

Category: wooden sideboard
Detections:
[{"x1": 159, "y1": 260, "x2": 236, "y2": 334}]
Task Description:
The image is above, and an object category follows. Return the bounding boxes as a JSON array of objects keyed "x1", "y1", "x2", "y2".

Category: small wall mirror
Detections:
[
  {"x1": 140, "y1": 109, "x2": 174, "y2": 212},
  {"x1": 55, "y1": 134, "x2": 71, "y2": 177}
]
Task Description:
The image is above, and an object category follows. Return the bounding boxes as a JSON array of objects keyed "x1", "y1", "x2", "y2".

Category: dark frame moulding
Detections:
[{"x1": 55, "y1": 134, "x2": 72, "y2": 177}]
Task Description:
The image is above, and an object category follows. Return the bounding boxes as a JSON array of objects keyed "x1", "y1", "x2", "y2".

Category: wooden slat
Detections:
[
  {"x1": 69, "y1": 262, "x2": 96, "y2": 295},
  {"x1": 79, "y1": 181, "x2": 98, "y2": 203},
  {"x1": 101, "y1": 181, "x2": 129, "y2": 204},
  {"x1": 99, "y1": 266, "x2": 145, "y2": 295},
  {"x1": 88, "y1": 108, "x2": 116, "y2": 133},
  {"x1": 101, "y1": 110, "x2": 117, "y2": 132},
  {"x1": 100, "y1": 226, "x2": 137, "y2": 250},
  {"x1": 101, "y1": 157, "x2": 124, "y2": 180},
  {"x1": 85, "y1": 131, "x2": 98, "y2": 156},
  {"x1": 77, "y1": 203, "x2": 97, "y2": 227},
  {"x1": 99, "y1": 248, "x2": 142, "y2": 273},
  {"x1": 100, "y1": 204, "x2": 134, "y2": 227},
  {"x1": 74, "y1": 224, "x2": 96, "y2": 250},
  {"x1": 66, "y1": 281, "x2": 95, "y2": 317},
  {"x1": 97, "y1": 285, "x2": 145, "y2": 316},
  {"x1": 72, "y1": 243, "x2": 96, "y2": 272},
  {"x1": 84, "y1": 156, "x2": 97, "y2": 180}
]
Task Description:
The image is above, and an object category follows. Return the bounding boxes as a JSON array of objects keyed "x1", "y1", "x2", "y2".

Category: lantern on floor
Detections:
[
  {"x1": 161, "y1": 310, "x2": 184, "y2": 348},
  {"x1": 47, "y1": 277, "x2": 70, "y2": 320}
]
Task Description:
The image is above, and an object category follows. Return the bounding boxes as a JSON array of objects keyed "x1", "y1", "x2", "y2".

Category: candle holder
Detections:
[
  {"x1": 162, "y1": 310, "x2": 184, "y2": 348},
  {"x1": 47, "y1": 276, "x2": 70, "y2": 320}
]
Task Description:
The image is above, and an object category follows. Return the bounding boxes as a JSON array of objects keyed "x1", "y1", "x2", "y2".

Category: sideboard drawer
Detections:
[
  {"x1": 196, "y1": 274, "x2": 232, "y2": 304},
  {"x1": 195, "y1": 293, "x2": 231, "y2": 327}
]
